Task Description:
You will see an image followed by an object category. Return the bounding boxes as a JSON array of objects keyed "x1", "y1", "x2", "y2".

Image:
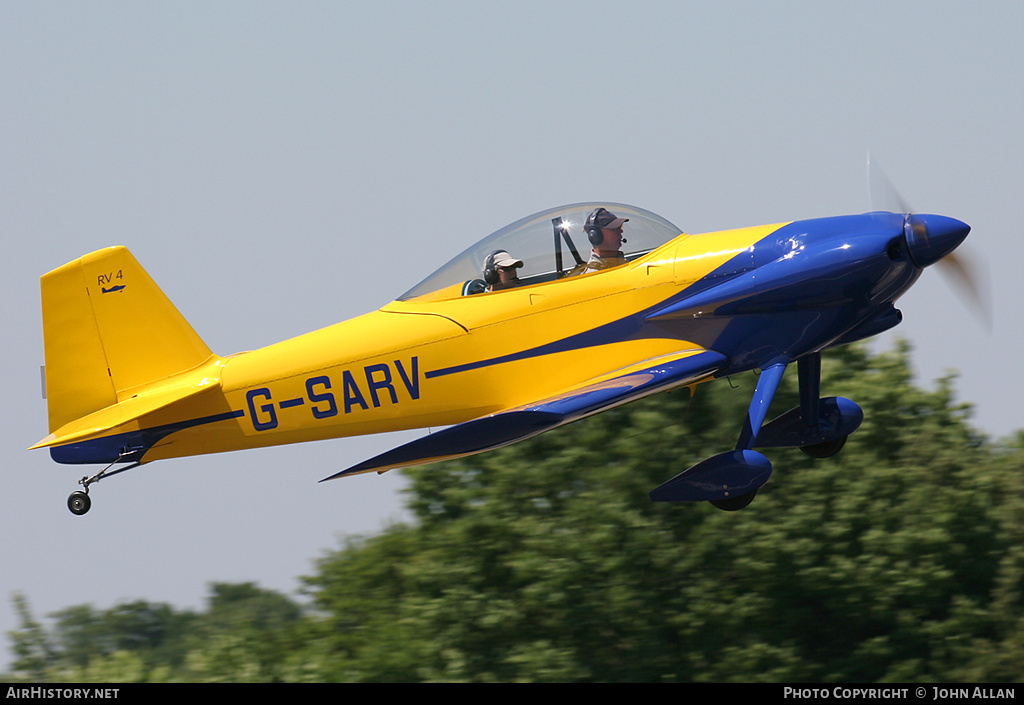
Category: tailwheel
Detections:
[
  {"x1": 710, "y1": 489, "x2": 757, "y2": 512},
  {"x1": 65, "y1": 456, "x2": 142, "y2": 516},
  {"x1": 67, "y1": 491, "x2": 91, "y2": 516}
]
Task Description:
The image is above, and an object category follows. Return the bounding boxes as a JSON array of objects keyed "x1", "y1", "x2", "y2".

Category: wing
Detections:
[{"x1": 320, "y1": 348, "x2": 726, "y2": 481}]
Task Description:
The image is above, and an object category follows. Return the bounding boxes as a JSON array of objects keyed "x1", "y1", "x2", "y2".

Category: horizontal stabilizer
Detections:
[
  {"x1": 321, "y1": 348, "x2": 726, "y2": 481},
  {"x1": 30, "y1": 372, "x2": 222, "y2": 451}
]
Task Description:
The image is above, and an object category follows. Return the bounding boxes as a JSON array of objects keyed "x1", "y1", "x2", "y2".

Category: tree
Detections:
[
  {"x1": 3, "y1": 583, "x2": 302, "y2": 682},
  {"x1": 177, "y1": 582, "x2": 305, "y2": 682},
  {"x1": 46, "y1": 600, "x2": 192, "y2": 671},
  {"x1": 7, "y1": 594, "x2": 55, "y2": 680}
]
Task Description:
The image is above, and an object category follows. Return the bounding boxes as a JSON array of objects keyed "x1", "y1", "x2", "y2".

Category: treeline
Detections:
[
  {"x1": 6, "y1": 343, "x2": 1024, "y2": 682},
  {"x1": 7, "y1": 583, "x2": 302, "y2": 682}
]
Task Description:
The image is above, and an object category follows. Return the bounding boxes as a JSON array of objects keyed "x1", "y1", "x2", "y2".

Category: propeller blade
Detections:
[
  {"x1": 866, "y1": 152, "x2": 990, "y2": 328},
  {"x1": 867, "y1": 152, "x2": 910, "y2": 215},
  {"x1": 938, "y1": 251, "x2": 992, "y2": 330}
]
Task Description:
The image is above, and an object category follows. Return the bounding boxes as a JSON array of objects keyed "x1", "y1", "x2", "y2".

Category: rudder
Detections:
[{"x1": 40, "y1": 246, "x2": 214, "y2": 433}]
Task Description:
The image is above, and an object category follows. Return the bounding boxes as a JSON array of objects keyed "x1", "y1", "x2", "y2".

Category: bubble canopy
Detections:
[{"x1": 399, "y1": 203, "x2": 684, "y2": 300}]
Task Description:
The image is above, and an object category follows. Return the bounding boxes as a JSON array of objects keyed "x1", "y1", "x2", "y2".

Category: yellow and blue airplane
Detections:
[{"x1": 31, "y1": 201, "x2": 971, "y2": 515}]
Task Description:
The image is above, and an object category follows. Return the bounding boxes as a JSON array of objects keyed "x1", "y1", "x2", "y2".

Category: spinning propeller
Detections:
[{"x1": 867, "y1": 153, "x2": 990, "y2": 328}]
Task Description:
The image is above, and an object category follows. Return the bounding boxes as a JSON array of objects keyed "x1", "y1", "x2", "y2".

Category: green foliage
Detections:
[
  {"x1": 6, "y1": 342, "x2": 1024, "y2": 682},
  {"x1": 5, "y1": 583, "x2": 302, "y2": 683},
  {"x1": 7, "y1": 594, "x2": 54, "y2": 680}
]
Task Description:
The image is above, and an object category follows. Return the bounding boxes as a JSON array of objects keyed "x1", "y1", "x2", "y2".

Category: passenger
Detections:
[
  {"x1": 568, "y1": 207, "x2": 629, "y2": 276},
  {"x1": 483, "y1": 250, "x2": 524, "y2": 291}
]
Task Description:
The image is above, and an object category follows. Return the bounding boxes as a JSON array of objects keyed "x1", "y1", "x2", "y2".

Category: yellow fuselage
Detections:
[{"x1": 138, "y1": 222, "x2": 780, "y2": 463}]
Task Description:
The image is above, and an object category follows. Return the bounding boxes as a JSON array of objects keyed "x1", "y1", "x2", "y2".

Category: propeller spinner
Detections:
[{"x1": 867, "y1": 153, "x2": 988, "y2": 326}]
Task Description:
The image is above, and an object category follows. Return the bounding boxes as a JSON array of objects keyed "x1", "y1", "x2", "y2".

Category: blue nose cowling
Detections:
[{"x1": 904, "y1": 214, "x2": 971, "y2": 269}]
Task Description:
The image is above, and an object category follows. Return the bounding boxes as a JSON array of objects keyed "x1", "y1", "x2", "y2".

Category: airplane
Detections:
[{"x1": 31, "y1": 196, "x2": 972, "y2": 515}]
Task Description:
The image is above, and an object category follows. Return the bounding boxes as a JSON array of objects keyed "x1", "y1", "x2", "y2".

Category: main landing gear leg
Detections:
[
  {"x1": 651, "y1": 361, "x2": 787, "y2": 511},
  {"x1": 754, "y1": 352, "x2": 863, "y2": 458},
  {"x1": 796, "y1": 353, "x2": 844, "y2": 458},
  {"x1": 710, "y1": 361, "x2": 788, "y2": 511},
  {"x1": 66, "y1": 456, "x2": 141, "y2": 516}
]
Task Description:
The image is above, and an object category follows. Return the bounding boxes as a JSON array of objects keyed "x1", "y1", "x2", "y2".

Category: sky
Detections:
[{"x1": 2, "y1": 1, "x2": 1022, "y2": 667}]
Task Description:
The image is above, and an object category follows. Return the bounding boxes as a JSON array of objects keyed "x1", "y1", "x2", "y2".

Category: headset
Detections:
[
  {"x1": 585, "y1": 207, "x2": 627, "y2": 247},
  {"x1": 483, "y1": 250, "x2": 501, "y2": 286},
  {"x1": 585, "y1": 208, "x2": 609, "y2": 246}
]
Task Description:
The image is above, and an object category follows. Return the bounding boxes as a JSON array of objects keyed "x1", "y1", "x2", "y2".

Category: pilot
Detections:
[
  {"x1": 483, "y1": 250, "x2": 524, "y2": 291},
  {"x1": 568, "y1": 207, "x2": 629, "y2": 276}
]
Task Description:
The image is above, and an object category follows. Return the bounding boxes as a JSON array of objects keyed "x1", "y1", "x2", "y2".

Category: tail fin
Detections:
[{"x1": 39, "y1": 246, "x2": 214, "y2": 434}]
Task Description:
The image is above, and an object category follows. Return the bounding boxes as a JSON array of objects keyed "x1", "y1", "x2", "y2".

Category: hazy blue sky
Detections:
[{"x1": 3, "y1": 2, "x2": 1021, "y2": 665}]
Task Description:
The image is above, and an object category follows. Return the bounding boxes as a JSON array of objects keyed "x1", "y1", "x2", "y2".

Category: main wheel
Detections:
[
  {"x1": 801, "y1": 436, "x2": 847, "y2": 459},
  {"x1": 67, "y1": 491, "x2": 91, "y2": 516},
  {"x1": 710, "y1": 490, "x2": 757, "y2": 512}
]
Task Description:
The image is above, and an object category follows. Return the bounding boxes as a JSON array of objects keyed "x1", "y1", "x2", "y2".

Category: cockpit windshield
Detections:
[{"x1": 399, "y1": 202, "x2": 684, "y2": 300}]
